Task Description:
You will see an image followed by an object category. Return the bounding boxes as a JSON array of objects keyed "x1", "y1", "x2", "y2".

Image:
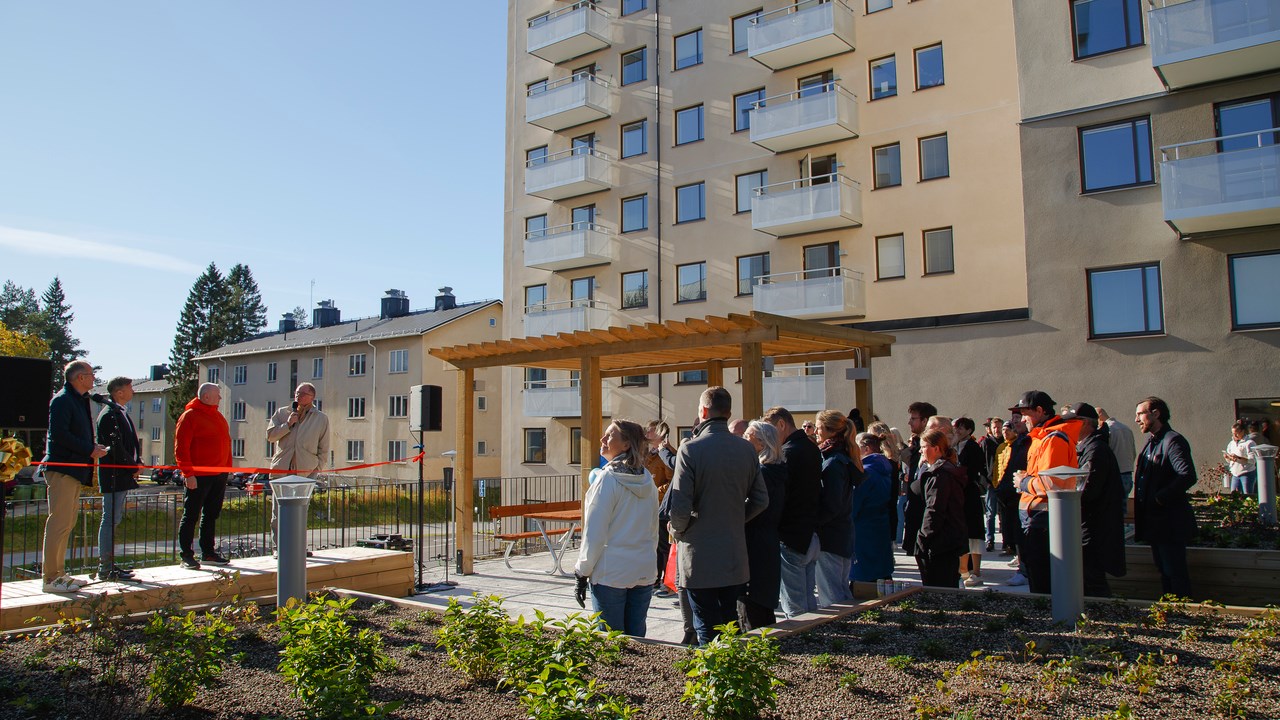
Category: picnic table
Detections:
[{"x1": 489, "y1": 500, "x2": 582, "y2": 576}]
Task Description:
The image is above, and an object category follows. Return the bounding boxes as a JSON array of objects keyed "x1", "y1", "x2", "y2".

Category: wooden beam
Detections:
[
  {"x1": 455, "y1": 368, "x2": 475, "y2": 574},
  {"x1": 706, "y1": 359, "x2": 724, "y2": 388},
  {"x1": 441, "y1": 326, "x2": 780, "y2": 370},
  {"x1": 580, "y1": 356, "x2": 602, "y2": 493},
  {"x1": 746, "y1": 311, "x2": 896, "y2": 348},
  {"x1": 741, "y1": 342, "x2": 763, "y2": 419}
]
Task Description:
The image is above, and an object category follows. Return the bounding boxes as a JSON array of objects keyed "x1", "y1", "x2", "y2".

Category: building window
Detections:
[
  {"x1": 737, "y1": 253, "x2": 770, "y2": 295},
  {"x1": 267, "y1": 362, "x2": 277, "y2": 383},
  {"x1": 207, "y1": 367, "x2": 220, "y2": 384},
  {"x1": 621, "y1": 47, "x2": 647, "y2": 85},
  {"x1": 867, "y1": 0, "x2": 892, "y2": 12},
  {"x1": 870, "y1": 55, "x2": 897, "y2": 100},
  {"x1": 388, "y1": 440, "x2": 407, "y2": 462},
  {"x1": 477, "y1": 395, "x2": 488, "y2": 411},
  {"x1": 621, "y1": 375, "x2": 649, "y2": 387},
  {"x1": 569, "y1": 427, "x2": 582, "y2": 464},
  {"x1": 477, "y1": 440, "x2": 487, "y2": 456},
  {"x1": 675, "y1": 104, "x2": 704, "y2": 145},
  {"x1": 348, "y1": 397, "x2": 366, "y2": 419},
  {"x1": 622, "y1": 0, "x2": 646, "y2": 16},
  {"x1": 526, "y1": 367, "x2": 547, "y2": 390},
  {"x1": 1216, "y1": 95, "x2": 1280, "y2": 151},
  {"x1": 348, "y1": 353, "x2": 367, "y2": 376},
  {"x1": 734, "y1": 88, "x2": 765, "y2": 132},
  {"x1": 524, "y1": 428, "x2": 547, "y2": 463},
  {"x1": 1079, "y1": 117, "x2": 1153, "y2": 192},
  {"x1": 923, "y1": 227, "x2": 955, "y2": 275},
  {"x1": 674, "y1": 29, "x2": 703, "y2": 70},
  {"x1": 526, "y1": 214, "x2": 548, "y2": 240},
  {"x1": 621, "y1": 194, "x2": 648, "y2": 232},
  {"x1": 388, "y1": 394, "x2": 408, "y2": 418},
  {"x1": 1072, "y1": 0, "x2": 1143, "y2": 60},
  {"x1": 677, "y1": 370, "x2": 707, "y2": 385},
  {"x1": 525, "y1": 284, "x2": 548, "y2": 312},
  {"x1": 876, "y1": 234, "x2": 906, "y2": 280},
  {"x1": 232, "y1": 439, "x2": 245, "y2": 459},
  {"x1": 732, "y1": 10, "x2": 762, "y2": 54},
  {"x1": 914, "y1": 43, "x2": 945, "y2": 90},
  {"x1": 267, "y1": 401, "x2": 277, "y2": 418},
  {"x1": 527, "y1": 78, "x2": 548, "y2": 97},
  {"x1": 919, "y1": 134, "x2": 949, "y2": 180},
  {"x1": 232, "y1": 365, "x2": 246, "y2": 385},
  {"x1": 265, "y1": 441, "x2": 274, "y2": 457},
  {"x1": 314, "y1": 400, "x2": 322, "y2": 411},
  {"x1": 526, "y1": 145, "x2": 548, "y2": 167},
  {"x1": 347, "y1": 440, "x2": 365, "y2": 462},
  {"x1": 736, "y1": 170, "x2": 767, "y2": 213},
  {"x1": 152, "y1": 398, "x2": 162, "y2": 413},
  {"x1": 388, "y1": 349, "x2": 409, "y2": 374},
  {"x1": 676, "y1": 182, "x2": 706, "y2": 223},
  {"x1": 621, "y1": 270, "x2": 649, "y2": 309},
  {"x1": 873, "y1": 143, "x2": 901, "y2": 188},
  {"x1": 232, "y1": 401, "x2": 246, "y2": 421},
  {"x1": 151, "y1": 427, "x2": 161, "y2": 442},
  {"x1": 312, "y1": 357, "x2": 323, "y2": 378},
  {"x1": 677, "y1": 262, "x2": 707, "y2": 303},
  {"x1": 1229, "y1": 251, "x2": 1280, "y2": 330},
  {"x1": 1087, "y1": 263, "x2": 1164, "y2": 338},
  {"x1": 621, "y1": 119, "x2": 647, "y2": 158}
]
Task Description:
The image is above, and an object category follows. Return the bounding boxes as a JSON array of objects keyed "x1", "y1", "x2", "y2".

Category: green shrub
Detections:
[
  {"x1": 498, "y1": 611, "x2": 624, "y2": 692},
  {"x1": 144, "y1": 609, "x2": 235, "y2": 708},
  {"x1": 520, "y1": 661, "x2": 639, "y2": 720},
  {"x1": 837, "y1": 672, "x2": 861, "y2": 691},
  {"x1": 435, "y1": 594, "x2": 512, "y2": 683},
  {"x1": 887, "y1": 654, "x2": 914, "y2": 671},
  {"x1": 677, "y1": 623, "x2": 782, "y2": 719}
]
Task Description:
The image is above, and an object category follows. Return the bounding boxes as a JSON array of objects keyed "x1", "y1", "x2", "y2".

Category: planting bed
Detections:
[{"x1": 0, "y1": 590, "x2": 1277, "y2": 719}]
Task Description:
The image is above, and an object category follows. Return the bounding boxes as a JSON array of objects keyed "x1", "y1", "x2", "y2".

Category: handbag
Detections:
[{"x1": 663, "y1": 543, "x2": 679, "y2": 595}]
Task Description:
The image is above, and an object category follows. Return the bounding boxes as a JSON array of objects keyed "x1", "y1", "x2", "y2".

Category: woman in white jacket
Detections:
[{"x1": 574, "y1": 419, "x2": 659, "y2": 636}]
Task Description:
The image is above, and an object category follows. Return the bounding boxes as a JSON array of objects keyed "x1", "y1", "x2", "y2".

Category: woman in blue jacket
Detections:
[{"x1": 850, "y1": 432, "x2": 895, "y2": 583}]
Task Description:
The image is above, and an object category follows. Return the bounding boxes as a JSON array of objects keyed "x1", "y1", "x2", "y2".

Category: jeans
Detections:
[
  {"x1": 687, "y1": 584, "x2": 743, "y2": 645},
  {"x1": 1230, "y1": 474, "x2": 1256, "y2": 496},
  {"x1": 41, "y1": 471, "x2": 83, "y2": 583},
  {"x1": 97, "y1": 490, "x2": 129, "y2": 571},
  {"x1": 590, "y1": 583, "x2": 651, "y2": 637},
  {"x1": 894, "y1": 495, "x2": 909, "y2": 544},
  {"x1": 1151, "y1": 541, "x2": 1192, "y2": 598},
  {"x1": 816, "y1": 551, "x2": 852, "y2": 606},
  {"x1": 179, "y1": 474, "x2": 227, "y2": 557},
  {"x1": 984, "y1": 489, "x2": 999, "y2": 544},
  {"x1": 778, "y1": 535, "x2": 819, "y2": 618}
]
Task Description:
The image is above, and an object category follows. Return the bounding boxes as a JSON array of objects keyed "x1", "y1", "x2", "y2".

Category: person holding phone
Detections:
[{"x1": 267, "y1": 382, "x2": 330, "y2": 552}]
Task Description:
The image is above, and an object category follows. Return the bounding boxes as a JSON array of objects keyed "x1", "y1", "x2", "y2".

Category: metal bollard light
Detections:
[
  {"x1": 1042, "y1": 466, "x2": 1089, "y2": 625},
  {"x1": 271, "y1": 476, "x2": 318, "y2": 609},
  {"x1": 1254, "y1": 445, "x2": 1277, "y2": 526}
]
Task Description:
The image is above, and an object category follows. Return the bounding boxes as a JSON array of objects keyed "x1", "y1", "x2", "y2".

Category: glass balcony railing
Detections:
[
  {"x1": 1150, "y1": 0, "x2": 1280, "y2": 88},
  {"x1": 524, "y1": 223, "x2": 614, "y2": 271},
  {"x1": 762, "y1": 371, "x2": 826, "y2": 412},
  {"x1": 527, "y1": 1, "x2": 612, "y2": 64},
  {"x1": 748, "y1": 0, "x2": 857, "y2": 71},
  {"x1": 750, "y1": 83, "x2": 859, "y2": 153},
  {"x1": 1160, "y1": 129, "x2": 1280, "y2": 235},
  {"x1": 523, "y1": 299, "x2": 610, "y2": 337},
  {"x1": 526, "y1": 73, "x2": 614, "y2": 131},
  {"x1": 751, "y1": 173, "x2": 862, "y2": 236},
  {"x1": 752, "y1": 266, "x2": 866, "y2": 319},
  {"x1": 525, "y1": 147, "x2": 613, "y2": 201},
  {"x1": 523, "y1": 378, "x2": 612, "y2": 418}
]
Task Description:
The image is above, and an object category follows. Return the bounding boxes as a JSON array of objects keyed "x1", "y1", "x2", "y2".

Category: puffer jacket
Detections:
[{"x1": 174, "y1": 397, "x2": 232, "y2": 478}]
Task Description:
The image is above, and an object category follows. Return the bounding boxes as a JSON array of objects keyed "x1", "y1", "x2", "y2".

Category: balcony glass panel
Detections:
[
  {"x1": 750, "y1": 84, "x2": 858, "y2": 152},
  {"x1": 1150, "y1": 0, "x2": 1280, "y2": 87},
  {"x1": 747, "y1": 0, "x2": 857, "y2": 70},
  {"x1": 524, "y1": 223, "x2": 614, "y2": 271},
  {"x1": 1160, "y1": 131, "x2": 1280, "y2": 234},
  {"x1": 527, "y1": 2, "x2": 613, "y2": 64},
  {"x1": 523, "y1": 300, "x2": 610, "y2": 337},
  {"x1": 526, "y1": 74, "x2": 613, "y2": 131},
  {"x1": 763, "y1": 372, "x2": 825, "y2": 412},
  {"x1": 752, "y1": 267, "x2": 866, "y2": 319},
  {"x1": 523, "y1": 379, "x2": 612, "y2": 418},
  {"x1": 751, "y1": 174, "x2": 862, "y2": 236},
  {"x1": 525, "y1": 147, "x2": 613, "y2": 200}
]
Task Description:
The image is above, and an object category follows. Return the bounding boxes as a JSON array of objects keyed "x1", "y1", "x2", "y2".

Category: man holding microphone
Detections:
[{"x1": 267, "y1": 382, "x2": 330, "y2": 553}]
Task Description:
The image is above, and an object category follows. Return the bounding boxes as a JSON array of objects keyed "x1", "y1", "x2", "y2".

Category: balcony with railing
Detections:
[
  {"x1": 523, "y1": 378, "x2": 611, "y2": 418},
  {"x1": 750, "y1": 83, "x2": 859, "y2": 153},
  {"x1": 751, "y1": 173, "x2": 862, "y2": 236},
  {"x1": 526, "y1": 74, "x2": 614, "y2": 131},
  {"x1": 1150, "y1": 0, "x2": 1280, "y2": 88},
  {"x1": 525, "y1": 147, "x2": 613, "y2": 201},
  {"x1": 527, "y1": 1, "x2": 613, "y2": 64},
  {"x1": 752, "y1": 267, "x2": 866, "y2": 319},
  {"x1": 523, "y1": 299, "x2": 610, "y2": 337},
  {"x1": 1159, "y1": 129, "x2": 1280, "y2": 235},
  {"x1": 763, "y1": 369, "x2": 826, "y2": 412},
  {"x1": 524, "y1": 222, "x2": 614, "y2": 271},
  {"x1": 748, "y1": 0, "x2": 857, "y2": 71}
]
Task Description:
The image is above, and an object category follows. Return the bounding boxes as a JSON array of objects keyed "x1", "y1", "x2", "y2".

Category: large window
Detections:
[
  {"x1": 388, "y1": 349, "x2": 408, "y2": 374},
  {"x1": 232, "y1": 365, "x2": 247, "y2": 385},
  {"x1": 1216, "y1": 95, "x2": 1279, "y2": 151},
  {"x1": 914, "y1": 43, "x2": 945, "y2": 90},
  {"x1": 676, "y1": 182, "x2": 706, "y2": 223},
  {"x1": 622, "y1": 194, "x2": 648, "y2": 232},
  {"x1": 1072, "y1": 0, "x2": 1143, "y2": 59},
  {"x1": 677, "y1": 262, "x2": 707, "y2": 303},
  {"x1": 526, "y1": 214, "x2": 547, "y2": 239},
  {"x1": 621, "y1": 270, "x2": 649, "y2": 309},
  {"x1": 1087, "y1": 263, "x2": 1163, "y2": 338},
  {"x1": 870, "y1": 55, "x2": 897, "y2": 100},
  {"x1": 526, "y1": 367, "x2": 547, "y2": 390},
  {"x1": 1079, "y1": 117, "x2": 1153, "y2": 192},
  {"x1": 526, "y1": 145, "x2": 548, "y2": 167},
  {"x1": 348, "y1": 397, "x2": 366, "y2": 419},
  {"x1": 737, "y1": 253, "x2": 770, "y2": 295},
  {"x1": 734, "y1": 88, "x2": 765, "y2": 132},
  {"x1": 919, "y1": 134, "x2": 949, "y2": 180},
  {"x1": 621, "y1": 47, "x2": 647, "y2": 85},
  {"x1": 923, "y1": 227, "x2": 955, "y2": 275},
  {"x1": 348, "y1": 353, "x2": 366, "y2": 376},
  {"x1": 622, "y1": 0, "x2": 646, "y2": 16},
  {"x1": 732, "y1": 10, "x2": 762, "y2": 53},
  {"x1": 621, "y1": 119, "x2": 647, "y2": 158},
  {"x1": 388, "y1": 394, "x2": 408, "y2": 418},
  {"x1": 876, "y1": 234, "x2": 906, "y2": 280},
  {"x1": 347, "y1": 440, "x2": 365, "y2": 462},
  {"x1": 524, "y1": 428, "x2": 547, "y2": 464},
  {"x1": 736, "y1": 170, "x2": 767, "y2": 213},
  {"x1": 674, "y1": 29, "x2": 703, "y2": 70},
  {"x1": 873, "y1": 143, "x2": 902, "y2": 188},
  {"x1": 677, "y1": 371, "x2": 707, "y2": 385},
  {"x1": 675, "y1": 104, "x2": 704, "y2": 145},
  {"x1": 1229, "y1": 251, "x2": 1280, "y2": 330}
]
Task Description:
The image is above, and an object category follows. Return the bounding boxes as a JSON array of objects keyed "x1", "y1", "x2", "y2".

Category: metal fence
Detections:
[{"x1": 2, "y1": 473, "x2": 582, "y2": 585}]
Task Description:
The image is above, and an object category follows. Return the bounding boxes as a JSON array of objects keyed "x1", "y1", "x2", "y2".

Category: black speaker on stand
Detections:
[
  {"x1": 408, "y1": 385, "x2": 452, "y2": 593},
  {"x1": 0, "y1": 357, "x2": 54, "y2": 429}
]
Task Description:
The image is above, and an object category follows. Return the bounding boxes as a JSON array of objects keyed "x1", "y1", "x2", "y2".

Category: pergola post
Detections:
[
  {"x1": 853, "y1": 349, "x2": 873, "y2": 422},
  {"x1": 455, "y1": 368, "x2": 475, "y2": 574},
  {"x1": 706, "y1": 359, "x2": 724, "y2": 388},
  {"x1": 740, "y1": 342, "x2": 763, "y2": 419},
  {"x1": 579, "y1": 356, "x2": 602, "y2": 492}
]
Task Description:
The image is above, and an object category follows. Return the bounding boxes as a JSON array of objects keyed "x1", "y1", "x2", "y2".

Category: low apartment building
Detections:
[{"x1": 91, "y1": 367, "x2": 175, "y2": 475}]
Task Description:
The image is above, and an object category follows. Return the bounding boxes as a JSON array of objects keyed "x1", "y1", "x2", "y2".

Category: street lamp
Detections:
[{"x1": 271, "y1": 475, "x2": 318, "y2": 609}]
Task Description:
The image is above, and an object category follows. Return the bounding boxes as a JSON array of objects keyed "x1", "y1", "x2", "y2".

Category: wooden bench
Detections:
[{"x1": 489, "y1": 500, "x2": 581, "y2": 568}]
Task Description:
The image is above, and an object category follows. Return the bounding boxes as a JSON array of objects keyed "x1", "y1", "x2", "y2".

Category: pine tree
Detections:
[
  {"x1": 167, "y1": 263, "x2": 227, "y2": 418},
  {"x1": 224, "y1": 263, "x2": 268, "y2": 343},
  {"x1": 290, "y1": 305, "x2": 310, "y2": 329},
  {"x1": 0, "y1": 280, "x2": 40, "y2": 333},
  {"x1": 37, "y1": 277, "x2": 85, "y2": 388}
]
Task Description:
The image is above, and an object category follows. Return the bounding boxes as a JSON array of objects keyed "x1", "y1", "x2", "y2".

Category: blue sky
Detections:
[{"x1": 0, "y1": 2, "x2": 507, "y2": 378}]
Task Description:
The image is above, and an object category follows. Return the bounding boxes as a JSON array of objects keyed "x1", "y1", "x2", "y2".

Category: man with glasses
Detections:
[
  {"x1": 1134, "y1": 396, "x2": 1196, "y2": 598},
  {"x1": 267, "y1": 382, "x2": 330, "y2": 552}
]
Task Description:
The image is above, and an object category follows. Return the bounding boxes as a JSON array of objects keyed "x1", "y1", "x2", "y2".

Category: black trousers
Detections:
[
  {"x1": 656, "y1": 507, "x2": 671, "y2": 582},
  {"x1": 915, "y1": 548, "x2": 962, "y2": 589},
  {"x1": 179, "y1": 473, "x2": 226, "y2": 557},
  {"x1": 1021, "y1": 526, "x2": 1051, "y2": 594},
  {"x1": 998, "y1": 499, "x2": 1022, "y2": 551},
  {"x1": 1151, "y1": 541, "x2": 1192, "y2": 598},
  {"x1": 1082, "y1": 544, "x2": 1111, "y2": 598},
  {"x1": 736, "y1": 596, "x2": 777, "y2": 632}
]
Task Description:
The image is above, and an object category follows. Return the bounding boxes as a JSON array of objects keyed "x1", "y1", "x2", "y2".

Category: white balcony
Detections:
[
  {"x1": 523, "y1": 379, "x2": 612, "y2": 418},
  {"x1": 524, "y1": 223, "x2": 614, "y2": 271},
  {"x1": 525, "y1": 148, "x2": 613, "y2": 201},
  {"x1": 526, "y1": 74, "x2": 614, "y2": 131},
  {"x1": 752, "y1": 174, "x2": 862, "y2": 237},
  {"x1": 523, "y1": 299, "x2": 610, "y2": 337},
  {"x1": 1160, "y1": 130, "x2": 1280, "y2": 235},
  {"x1": 752, "y1": 267, "x2": 866, "y2": 320},
  {"x1": 763, "y1": 371, "x2": 826, "y2": 413},
  {"x1": 1150, "y1": 0, "x2": 1280, "y2": 89},
  {"x1": 527, "y1": 1, "x2": 612, "y2": 64},
  {"x1": 750, "y1": 84, "x2": 859, "y2": 153},
  {"x1": 748, "y1": 0, "x2": 857, "y2": 71}
]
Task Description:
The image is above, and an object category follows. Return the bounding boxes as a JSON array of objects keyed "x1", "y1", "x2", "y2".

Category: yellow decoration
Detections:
[{"x1": 0, "y1": 437, "x2": 33, "y2": 481}]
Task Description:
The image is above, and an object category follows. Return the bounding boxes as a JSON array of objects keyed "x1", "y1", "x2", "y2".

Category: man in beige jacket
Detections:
[{"x1": 267, "y1": 382, "x2": 330, "y2": 550}]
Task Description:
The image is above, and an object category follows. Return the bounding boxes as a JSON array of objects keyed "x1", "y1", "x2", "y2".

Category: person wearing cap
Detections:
[
  {"x1": 1065, "y1": 402, "x2": 1125, "y2": 597},
  {"x1": 1134, "y1": 396, "x2": 1197, "y2": 598},
  {"x1": 1010, "y1": 390, "x2": 1082, "y2": 594}
]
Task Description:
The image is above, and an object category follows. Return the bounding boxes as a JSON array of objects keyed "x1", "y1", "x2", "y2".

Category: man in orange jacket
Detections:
[
  {"x1": 1010, "y1": 391, "x2": 1081, "y2": 594},
  {"x1": 174, "y1": 382, "x2": 233, "y2": 570}
]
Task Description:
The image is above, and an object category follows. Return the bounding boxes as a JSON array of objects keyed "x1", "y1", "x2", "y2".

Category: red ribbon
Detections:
[{"x1": 38, "y1": 451, "x2": 427, "y2": 476}]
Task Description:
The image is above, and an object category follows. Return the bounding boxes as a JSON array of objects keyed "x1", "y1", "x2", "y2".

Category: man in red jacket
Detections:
[{"x1": 174, "y1": 382, "x2": 232, "y2": 569}]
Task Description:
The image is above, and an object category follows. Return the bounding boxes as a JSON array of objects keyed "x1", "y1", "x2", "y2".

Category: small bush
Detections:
[
  {"x1": 520, "y1": 663, "x2": 639, "y2": 720},
  {"x1": 436, "y1": 595, "x2": 512, "y2": 683},
  {"x1": 887, "y1": 654, "x2": 914, "y2": 671},
  {"x1": 144, "y1": 609, "x2": 235, "y2": 708},
  {"x1": 810, "y1": 652, "x2": 835, "y2": 669},
  {"x1": 838, "y1": 672, "x2": 861, "y2": 691},
  {"x1": 677, "y1": 622, "x2": 783, "y2": 719}
]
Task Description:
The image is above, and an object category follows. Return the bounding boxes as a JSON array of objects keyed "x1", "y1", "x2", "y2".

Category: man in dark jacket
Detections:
[
  {"x1": 41, "y1": 360, "x2": 109, "y2": 593},
  {"x1": 1064, "y1": 403, "x2": 1125, "y2": 597},
  {"x1": 765, "y1": 406, "x2": 822, "y2": 618},
  {"x1": 1134, "y1": 396, "x2": 1197, "y2": 598},
  {"x1": 902, "y1": 401, "x2": 937, "y2": 557},
  {"x1": 96, "y1": 376, "x2": 142, "y2": 580}
]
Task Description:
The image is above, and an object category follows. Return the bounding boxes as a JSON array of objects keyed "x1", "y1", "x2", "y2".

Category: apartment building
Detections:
[
  {"x1": 195, "y1": 289, "x2": 504, "y2": 483},
  {"x1": 504, "y1": 0, "x2": 1030, "y2": 475}
]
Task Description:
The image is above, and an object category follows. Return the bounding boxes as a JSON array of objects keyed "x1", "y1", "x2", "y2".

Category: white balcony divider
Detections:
[
  {"x1": 523, "y1": 379, "x2": 612, "y2": 418},
  {"x1": 748, "y1": 0, "x2": 857, "y2": 70},
  {"x1": 753, "y1": 266, "x2": 866, "y2": 319},
  {"x1": 1160, "y1": 129, "x2": 1280, "y2": 234},
  {"x1": 525, "y1": 147, "x2": 613, "y2": 200},
  {"x1": 527, "y1": 1, "x2": 612, "y2": 64},
  {"x1": 750, "y1": 84, "x2": 858, "y2": 152},
  {"x1": 526, "y1": 73, "x2": 613, "y2": 130},
  {"x1": 1150, "y1": 0, "x2": 1280, "y2": 86},
  {"x1": 525, "y1": 223, "x2": 614, "y2": 271},
  {"x1": 763, "y1": 372, "x2": 826, "y2": 412},
  {"x1": 752, "y1": 173, "x2": 862, "y2": 235},
  {"x1": 523, "y1": 299, "x2": 610, "y2": 337}
]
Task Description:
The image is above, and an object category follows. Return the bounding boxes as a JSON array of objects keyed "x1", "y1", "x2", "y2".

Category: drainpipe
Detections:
[{"x1": 653, "y1": 0, "x2": 664, "y2": 419}]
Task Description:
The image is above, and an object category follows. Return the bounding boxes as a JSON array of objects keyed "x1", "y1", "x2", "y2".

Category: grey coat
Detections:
[{"x1": 668, "y1": 419, "x2": 770, "y2": 589}]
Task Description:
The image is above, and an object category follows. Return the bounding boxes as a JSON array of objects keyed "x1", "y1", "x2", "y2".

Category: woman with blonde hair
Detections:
[
  {"x1": 739, "y1": 420, "x2": 788, "y2": 630},
  {"x1": 814, "y1": 410, "x2": 862, "y2": 606},
  {"x1": 869, "y1": 421, "x2": 905, "y2": 549},
  {"x1": 913, "y1": 428, "x2": 967, "y2": 588}
]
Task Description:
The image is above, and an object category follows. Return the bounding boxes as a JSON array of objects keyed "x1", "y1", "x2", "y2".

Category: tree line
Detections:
[{"x1": 0, "y1": 278, "x2": 84, "y2": 388}]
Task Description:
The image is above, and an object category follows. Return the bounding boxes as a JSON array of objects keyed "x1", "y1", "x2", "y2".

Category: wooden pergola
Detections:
[{"x1": 428, "y1": 311, "x2": 894, "y2": 573}]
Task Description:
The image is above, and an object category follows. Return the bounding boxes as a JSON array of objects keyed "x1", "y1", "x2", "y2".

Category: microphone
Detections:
[
  {"x1": 292, "y1": 401, "x2": 299, "y2": 411},
  {"x1": 91, "y1": 393, "x2": 117, "y2": 406}
]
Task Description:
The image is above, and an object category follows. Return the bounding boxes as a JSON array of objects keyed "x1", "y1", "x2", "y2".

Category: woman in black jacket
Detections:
[
  {"x1": 739, "y1": 420, "x2": 788, "y2": 631},
  {"x1": 815, "y1": 410, "x2": 862, "y2": 606},
  {"x1": 913, "y1": 428, "x2": 968, "y2": 589}
]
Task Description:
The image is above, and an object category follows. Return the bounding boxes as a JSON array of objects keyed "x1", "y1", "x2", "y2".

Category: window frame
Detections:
[
  {"x1": 523, "y1": 428, "x2": 548, "y2": 464},
  {"x1": 388, "y1": 394, "x2": 409, "y2": 418},
  {"x1": 867, "y1": 0, "x2": 892, "y2": 13},
  {"x1": 232, "y1": 438, "x2": 245, "y2": 459},
  {"x1": 1078, "y1": 115, "x2": 1154, "y2": 193},
  {"x1": 675, "y1": 181, "x2": 706, "y2": 223},
  {"x1": 675, "y1": 104, "x2": 705, "y2": 145},
  {"x1": 525, "y1": 284, "x2": 548, "y2": 312},
  {"x1": 151, "y1": 426, "x2": 162, "y2": 442},
  {"x1": 312, "y1": 357, "x2": 323, "y2": 378},
  {"x1": 569, "y1": 427, "x2": 582, "y2": 465},
  {"x1": 913, "y1": 42, "x2": 945, "y2": 90},
  {"x1": 873, "y1": 142, "x2": 902, "y2": 189},
  {"x1": 732, "y1": 10, "x2": 762, "y2": 54},
  {"x1": 735, "y1": 169, "x2": 767, "y2": 213},
  {"x1": 1086, "y1": 261, "x2": 1165, "y2": 339},
  {"x1": 621, "y1": 47, "x2": 648, "y2": 86},
  {"x1": 266, "y1": 362, "x2": 277, "y2": 383},
  {"x1": 676, "y1": 371, "x2": 708, "y2": 386},
  {"x1": 674, "y1": 28, "x2": 704, "y2": 70},
  {"x1": 918, "y1": 133, "x2": 950, "y2": 181},
  {"x1": 232, "y1": 400, "x2": 246, "y2": 422},
  {"x1": 232, "y1": 365, "x2": 247, "y2": 385},
  {"x1": 922, "y1": 226, "x2": 955, "y2": 276},
  {"x1": 869, "y1": 54, "x2": 897, "y2": 100},
  {"x1": 347, "y1": 396, "x2": 367, "y2": 420},
  {"x1": 388, "y1": 348, "x2": 409, "y2": 374},
  {"x1": 1228, "y1": 250, "x2": 1280, "y2": 331},
  {"x1": 620, "y1": 119, "x2": 648, "y2": 158},
  {"x1": 676, "y1": 261, "x2": 708, "y2": 304},
  {"x1": 388, "y1": 440, "x2": 407, "y2": 462},
  {"x1": 1070, "y1": 0, "x2": 1145, "y2": 61},
  {"x1": 737, "y1": 253, "x2": 771, "y2": 296},
  {"x1": 620, "y1": 375, "x2": 650, "y2": 387},
  {"x1": 348, "y1": 353, "x2": 367, "y2": 377},
  {"x1": 733, "y1": 88, "x2": 765, "y2": 133},
  {"x1": 875, "y1": 233, "x2": 907, "y2": 280},
  {"x1": 346, "y1": 440, "x2": 365, "y2": 462},
  {"x1": 621, "y1": 0, "x2": 647, "y2": 16},
  {"x1": 621, "y1": 193, "x2": 648, "y2": 232},
  {"x1": 621, "y1": 269, "x2": 649, "y2": 309}
]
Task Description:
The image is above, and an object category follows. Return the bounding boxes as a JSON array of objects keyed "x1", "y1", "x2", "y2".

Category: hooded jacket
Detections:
[
  {"x1": 573, "y1": 459, "x2": 659, "y2": 589},
  {"x1": 174, "y1": 397, "x2": 232, "y2": 478}
]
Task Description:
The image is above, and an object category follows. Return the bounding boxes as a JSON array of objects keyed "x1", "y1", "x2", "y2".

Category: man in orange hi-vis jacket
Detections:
[{"x1": 1010, "y1": 391, "x2": 1082, "y2": 595}]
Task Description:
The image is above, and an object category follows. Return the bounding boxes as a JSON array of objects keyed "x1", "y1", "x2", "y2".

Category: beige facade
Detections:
[{"x1": 196, "y1": 297, "x2": 504, "y2": 484}]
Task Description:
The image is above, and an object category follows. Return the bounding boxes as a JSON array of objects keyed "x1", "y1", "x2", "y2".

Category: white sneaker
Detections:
[
  {"x1": 964, "y1": 574, "x2": 984, "y2": 587},
  {"x1": 1005, "y1": 572, "x2": 1027, "y2": 586},
  {"x1": 42, "y1": 575, "x2": 83, "y2": 593},
  {"x1": 1006, "y1": 558, "x2": 1021, "y2": 568}
]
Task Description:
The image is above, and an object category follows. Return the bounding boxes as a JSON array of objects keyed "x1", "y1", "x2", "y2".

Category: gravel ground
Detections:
[{"x1": 1, "y1": 591, "x2": 1276, "y2": 719}]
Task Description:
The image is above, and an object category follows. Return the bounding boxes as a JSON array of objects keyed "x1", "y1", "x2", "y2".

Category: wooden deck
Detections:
[{"x1": 0, "y1": 546, "x2": 414, "y2": 632}]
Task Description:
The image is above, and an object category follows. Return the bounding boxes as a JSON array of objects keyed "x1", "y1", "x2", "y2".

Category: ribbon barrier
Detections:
[{"x1": 36, "y1": 451, "x2": 428, "y2": 477}]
